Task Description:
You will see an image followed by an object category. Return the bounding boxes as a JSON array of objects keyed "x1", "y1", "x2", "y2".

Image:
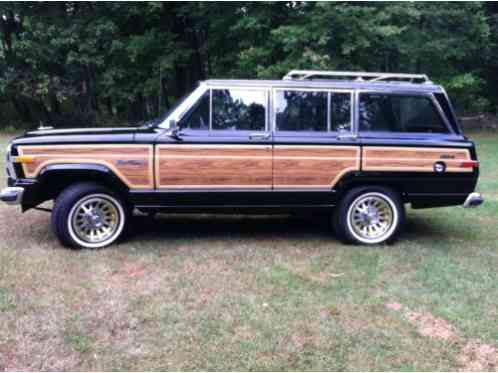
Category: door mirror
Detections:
[
  {"x1": 166, "y1": 125, "x2": 183, "y2": 141},
  {"x1": 169, "y1": 118, "x2": 177, "y2": 129}
]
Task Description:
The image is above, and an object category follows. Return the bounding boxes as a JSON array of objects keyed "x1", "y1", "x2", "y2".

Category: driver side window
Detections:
[
  {"x1": 179, "y1": 88, "x2": 267, "y2": 132},
  {"x1": 179, "y1": 91, "x2": 210, "y2": 130}
]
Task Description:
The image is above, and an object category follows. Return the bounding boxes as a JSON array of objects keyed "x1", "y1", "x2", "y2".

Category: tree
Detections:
[{"x1": 0, "y1": 2, "x2": 496, "y2": 129}]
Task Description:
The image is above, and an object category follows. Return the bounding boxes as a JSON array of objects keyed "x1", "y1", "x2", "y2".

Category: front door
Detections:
[
  {"x1": 155, "y1": 86, "x2": 272, "y2": 205},
  {"x1": 272, "y1": 88, "x2": 360, "y2": 204}
]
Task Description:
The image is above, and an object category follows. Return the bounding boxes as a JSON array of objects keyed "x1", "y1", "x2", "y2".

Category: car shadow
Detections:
[
  {"x1": 129, "y1": 212, "x2": 334, "y2": 242},
  {"x1": 129, "y1": 210, "x2": 445, "y2": 245}
]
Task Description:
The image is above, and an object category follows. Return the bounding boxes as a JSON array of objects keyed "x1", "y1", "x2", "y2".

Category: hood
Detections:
[{"x1": 12, "y1": 126, "x2": 160, "y2": 146}]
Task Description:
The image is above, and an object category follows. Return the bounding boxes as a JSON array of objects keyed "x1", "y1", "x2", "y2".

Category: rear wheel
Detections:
[
  {"x1": 52, "y1": 183, "x2": 129, "y2": 249},
  {"x1": 333, "y1": 186, "x2": 404, "y2": 245}
]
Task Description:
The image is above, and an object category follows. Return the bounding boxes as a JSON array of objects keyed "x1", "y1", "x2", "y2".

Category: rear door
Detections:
[{"x1": 272, "y1": 87, "x2": 360, "y2": 204}]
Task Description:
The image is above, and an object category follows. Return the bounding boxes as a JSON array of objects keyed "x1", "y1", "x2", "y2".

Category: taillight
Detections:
[{"x1": 460, "y1": 160, "x2": 479, "y2": 169}]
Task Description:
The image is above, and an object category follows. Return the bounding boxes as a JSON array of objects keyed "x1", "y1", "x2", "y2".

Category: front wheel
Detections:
[
  {"x1": 52, "y1": 183, "x2": 129, "y2": 249},
  {"x1": 333, "y1": 186, "x2": 404, "y2": 245}
]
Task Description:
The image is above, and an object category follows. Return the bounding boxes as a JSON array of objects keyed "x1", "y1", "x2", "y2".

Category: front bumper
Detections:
[
  {"x1": 0, "y1": 187, "x2": 24, "y2": 205},
  {"x1": 463, "y1": 192, "x2": 483, "y2": 208}
]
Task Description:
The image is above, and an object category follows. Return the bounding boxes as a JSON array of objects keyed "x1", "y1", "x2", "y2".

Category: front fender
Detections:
[{"x1": 21, "y1": 163, "x2": 130, "y2": 210}]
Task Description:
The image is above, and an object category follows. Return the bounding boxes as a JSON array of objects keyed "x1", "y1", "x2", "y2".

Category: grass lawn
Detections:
[{"x1": 0, "y1": 132, "x2": 497, "y2": 371}]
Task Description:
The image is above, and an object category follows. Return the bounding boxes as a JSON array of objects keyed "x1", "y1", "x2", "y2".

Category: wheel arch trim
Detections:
[{"x1": 37, "y1": 163, "x2": 130, "y2": 199}]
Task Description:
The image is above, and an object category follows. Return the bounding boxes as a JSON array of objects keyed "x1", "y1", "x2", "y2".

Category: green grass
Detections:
[{"x1": 0, "y1": 132, "x2": 497, "y2": 370}]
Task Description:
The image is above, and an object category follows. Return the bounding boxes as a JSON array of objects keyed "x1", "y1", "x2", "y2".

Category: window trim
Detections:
[
  {"x1": 272, "y1": 87, "x2": 354, "y2": 135},
  {"x1": 356, "y1": 90, "x2": 455, "y2": 135}
]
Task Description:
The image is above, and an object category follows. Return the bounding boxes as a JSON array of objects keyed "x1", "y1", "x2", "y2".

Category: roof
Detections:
[{"x1": 203, "y1": 79, "x2": 444, "y2": 93}]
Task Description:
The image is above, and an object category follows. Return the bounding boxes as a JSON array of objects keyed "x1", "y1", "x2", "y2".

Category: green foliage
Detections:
[
  {"x1": 0, "y1": 2, "x2": 497, "y2": 128},
  {"x1": 443, "y1": 73, "x2": 491, "y2": 113}
]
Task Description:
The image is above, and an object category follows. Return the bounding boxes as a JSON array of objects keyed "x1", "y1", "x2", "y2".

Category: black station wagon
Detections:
[{"x1": 1, "y1": 70, "x2": 483, "y2": 249}]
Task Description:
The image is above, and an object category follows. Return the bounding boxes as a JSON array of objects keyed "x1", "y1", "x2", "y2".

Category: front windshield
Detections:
[{"x1": 142, "y1": 92, "x2": 191, "y2": 129}]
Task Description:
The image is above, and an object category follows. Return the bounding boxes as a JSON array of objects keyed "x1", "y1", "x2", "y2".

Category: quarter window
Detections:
[
  {"x1": 359, "y1": 93, "x2": 449, "y2": 133},
  {"x1": 275, "y1": 90, "x2": 351, "y2": 132},
  {"x1": 212, "y1": 89, "x2": 266, "y2": 131}
]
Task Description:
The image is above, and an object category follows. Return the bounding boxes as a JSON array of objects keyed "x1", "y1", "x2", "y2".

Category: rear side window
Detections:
[
  {"x1": 331, "y1": 92, "x2": 352, "y2": 132},
  {"x1": 359, "y1": 93, "x2": 449, "y2": 134},
  {"x1": 275, "y1": 90, "x2": 351, "y2": 132},
  {"x1": 275, "y1": 90, "x2": 328, "y2": 131}
]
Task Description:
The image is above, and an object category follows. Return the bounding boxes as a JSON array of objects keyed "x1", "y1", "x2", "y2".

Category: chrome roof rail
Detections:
[{"x1": 283, "y1": 70, "x2": 431, "y2": 83}]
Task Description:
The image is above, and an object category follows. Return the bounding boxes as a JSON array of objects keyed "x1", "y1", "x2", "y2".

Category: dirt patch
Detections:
[
  {"x1": 458, "y1": 339, "x2": 498, "y2": 371},
  {"x1": 386, "y1": 302, "x2": 457, "y2": 341},
  {"x1": 405, "y1": 311, "x2": 457, "y2": 341},
  {"x1": 386, "y1": 302, "x2": 498, "y2": 371}
]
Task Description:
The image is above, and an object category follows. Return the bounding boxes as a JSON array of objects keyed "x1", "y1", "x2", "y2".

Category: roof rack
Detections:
[{"x1": 283, "y1": 70, "x2": 431, "y2": 83}]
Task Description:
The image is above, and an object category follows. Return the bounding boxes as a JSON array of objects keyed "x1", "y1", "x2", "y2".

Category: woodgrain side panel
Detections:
[
  {"x1": 156, "y1": 145, "x2": 272, "y2": 188},
  {"x1": 273, "y1": 145, "x2": 360, "y2": 189},
  {"x1": 362, "y1": 147, "x2": 472, "y2": 173},
  {"x1": 18, "y1": 145, "x2": 154, "y2": 188}
]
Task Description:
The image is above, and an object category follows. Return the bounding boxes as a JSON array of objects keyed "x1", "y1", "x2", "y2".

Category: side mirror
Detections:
[{"x1": 166, "y1": 120, "x2": 183, "y2": 141}]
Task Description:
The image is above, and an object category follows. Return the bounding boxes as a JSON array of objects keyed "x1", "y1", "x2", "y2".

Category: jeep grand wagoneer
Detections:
[{"x1": 1, "y1": 70, "x2": 483, "y2": 249}]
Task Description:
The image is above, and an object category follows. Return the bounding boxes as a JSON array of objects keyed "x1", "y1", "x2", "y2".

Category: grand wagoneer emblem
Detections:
[{"x1": 115, "y1": 159, "x2": 146, "y2": 167}]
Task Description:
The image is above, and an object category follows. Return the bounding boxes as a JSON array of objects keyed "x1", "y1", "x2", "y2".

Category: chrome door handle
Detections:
[
  {"x1": 249, "y1": 133, "x2": 271, "y2": 140},
  {"x1": 336, "y1": 133, "x2": 358, "y2": 141}
]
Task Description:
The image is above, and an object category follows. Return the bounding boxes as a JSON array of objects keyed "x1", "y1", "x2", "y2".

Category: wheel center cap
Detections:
[
  {"x1": 85, "y1": 212, "x2": 103, "y2": 229},
  {"x1": 361, "y1": 208, "x2": 379, "y2": 225}
]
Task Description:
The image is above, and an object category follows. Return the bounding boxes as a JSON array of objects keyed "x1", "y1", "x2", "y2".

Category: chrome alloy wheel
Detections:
[
  {"x1": 346, "y1": 192, "x2": 398, "y2": 244},
  {"x1": 68, "y1": 194, "x2": 125, "y2": 248}
]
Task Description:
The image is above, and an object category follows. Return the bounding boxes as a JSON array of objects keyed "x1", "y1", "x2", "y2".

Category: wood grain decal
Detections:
[
  {"x1": 156, "y1": 144, "x2": 272, "y2": 188},
  {"x1": 362, "y1": 147, "x2": 472, "y2": 173},
  {"x1": 18, "y1": 145, "x2": 154, "y2": 188},
  {"x1": 273, "y1": 145, "x2": 360, "y2": 189}
]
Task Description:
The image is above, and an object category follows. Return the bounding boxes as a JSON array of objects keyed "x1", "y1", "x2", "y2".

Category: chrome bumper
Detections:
[
  {"x1": 463, "y1": 192, "x2": 483, "y2": 208},
  {"x1": 0, "y1": 187, "x2": 24, "y2": 205}
]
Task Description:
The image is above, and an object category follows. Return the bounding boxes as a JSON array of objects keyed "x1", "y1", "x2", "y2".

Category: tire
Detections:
[
  {"x1": 51, "y1": 182, "x2": 129, "y2": 249},
  {"x1": 332, "y1": 186, "x2": 405, "y2": 245}
]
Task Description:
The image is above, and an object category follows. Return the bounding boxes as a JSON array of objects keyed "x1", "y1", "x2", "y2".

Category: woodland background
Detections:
[{"x1": 1, "y1": 2, "x2": 497, "y2": 129}]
